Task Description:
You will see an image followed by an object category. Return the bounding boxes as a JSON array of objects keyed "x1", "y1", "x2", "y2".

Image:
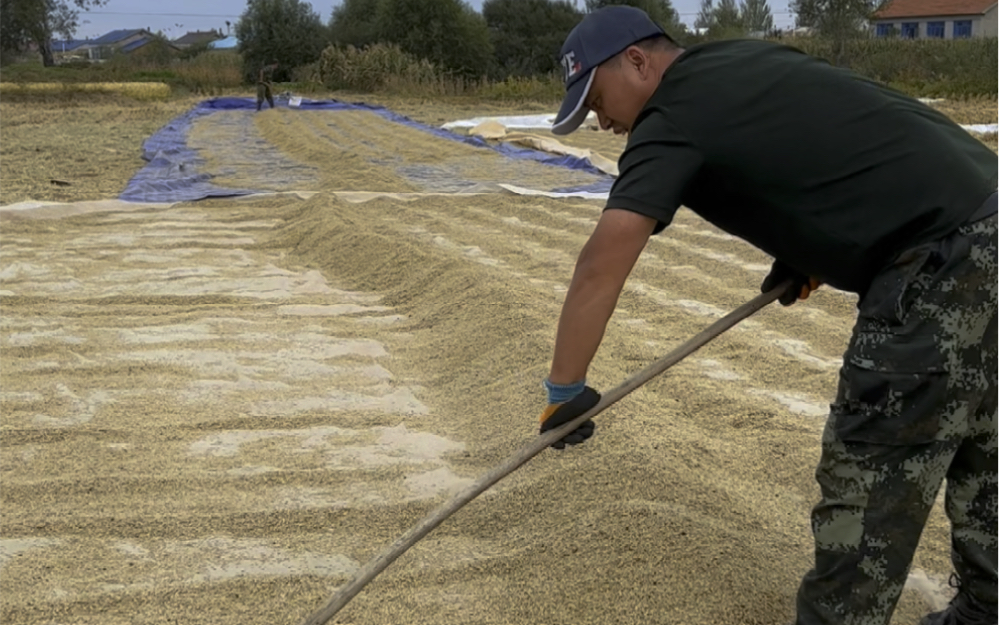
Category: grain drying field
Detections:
[{"x1": 0, "y1": 93, "x2": 996, "y2": 625}]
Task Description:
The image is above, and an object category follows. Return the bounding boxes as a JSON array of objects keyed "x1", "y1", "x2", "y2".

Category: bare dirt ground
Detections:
[{"x1": 0, "y1": 92, "x2": 993, "y2": 625}]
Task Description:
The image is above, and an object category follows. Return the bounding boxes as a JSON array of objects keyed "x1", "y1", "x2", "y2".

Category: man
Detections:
[
  {"x1": 256, "y1": 60, "x2": 278, "y2": 111},
  {"x1": 537, "y1": 6, "x2": 997, "y2": 625}
]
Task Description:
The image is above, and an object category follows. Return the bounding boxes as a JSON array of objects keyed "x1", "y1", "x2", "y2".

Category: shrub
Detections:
[
  {"x1": 173, "y1": 51, "x2": 243, "y2": 94},
  {"x1": 312, "y1": 43, "x2": 440, "y2": 92},
  {"x1": 786, "y1": 36, "x2": 998, "y2": 98},
  {"x1": 476, "y1": 73, "x2": 563, "y2": 101}
]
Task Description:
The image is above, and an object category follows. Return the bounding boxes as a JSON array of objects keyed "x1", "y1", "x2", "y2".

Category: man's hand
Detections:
[
  {"x1": 761, "y1": 260, "x2": 821, "y2": 306},
  {"x1": 539, "y1": 387, "x2": 601, "y2": 449}
]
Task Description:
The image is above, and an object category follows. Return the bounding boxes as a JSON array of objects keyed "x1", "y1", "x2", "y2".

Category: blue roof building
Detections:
[
  {"x1": 119, "y1": 37, "x2": 153, "y2": 54},
  {"x1": 88, "y1": 29, "x2": 147, "y2": 45},
  {"x1": 207, "y1": 36, "x2": 240, "y2": 50},
  {"x1": 55, "y1": 29, "x2": 181, "y2": 59},
  {"x1": 51, "y1": 39, "x2": 89, "y2": 52}
]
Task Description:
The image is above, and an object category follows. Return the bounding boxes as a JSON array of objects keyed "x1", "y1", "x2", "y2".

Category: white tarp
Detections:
[
  {"x1": 0, "y1": 189, "x2": 606, "y2": 221},
  {"x1": 463, "y1": 121, "x2": 618, "y2": 176},
  {"x1": 445, "y1": 113, "x2": 996, "y2": 135},
  {"x1": 443, "y1": 112, "x2": 598, "y2": 131},
  {"x1": 502, "y1": 132, "x2": 618, "y2": 176},
  {"x1": 0, "y1": 192, "x2": 494, "y2": 219},
  {"x1": 498, "y1": 183, "x2": 609, "y2": 200},
  {"x1": 962, "y1": 124, "x2": 998, "y2": 135},
  {"x1": 0, "y1": 199, "x2": 174, "y2": 220}
]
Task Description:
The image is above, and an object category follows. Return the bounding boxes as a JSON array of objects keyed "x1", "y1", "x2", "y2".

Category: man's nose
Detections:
[{"x1": 597, "y1": 112, "x2": 612, "y2": 131}]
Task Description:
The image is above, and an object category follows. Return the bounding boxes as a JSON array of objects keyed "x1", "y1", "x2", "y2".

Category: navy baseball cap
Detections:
[{"x1": 552, "y1": 6, "x2": 668, "y2": 135}]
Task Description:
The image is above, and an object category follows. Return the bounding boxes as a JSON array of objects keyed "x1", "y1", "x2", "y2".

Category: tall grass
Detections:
[
  {"x1": 379, "y1": 73, "x2": 562, "y2": 101},
  {"x1": 785, "y1": 36, "x2": 998, "y2": 98},
  {"x1": 304, "y1": 38, "x2": 996, "y2": 102},
  {"x1": 0, "y1": 81, "x2": 171, "y2": 99},
  {"x1": 171, "y1": 52, "x2": 242, "y2": 94},
  {"x1": 0, "y1": 51, "x2": 243, "y2": 95},
  {"x1": 303, "y1": 43, "x2": 563, "y2": 102},
  {"x1": 308, "y1": 44, "x2": 439, "y2": 92}
]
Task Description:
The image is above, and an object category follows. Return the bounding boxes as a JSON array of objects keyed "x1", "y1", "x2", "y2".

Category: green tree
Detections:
[
  {"x1": 694, "y1": 0, "x2": 714, "y2": 29},
  {"x1": 790, "y1": 0, "x2": 876, "y2": 61},
  {"x1": 740, "y1": 0, "x2": 773, "y2": 33},
  {"x1": 709, "y1": 0, "x2": 745, "y2": 37},
  {"x1": 0, "y1": 0, "x2": 105, "y2": 66},
  {"x1": 585, "y1": 0, "x2": 684, "y2": 35},
  {"x1": 791, "y1": 0, "x2": 874, "y2": 34},
  {"x1": 235, "y1": 0, "x2": 328, "y2": 83},
  {"x1": 379, "y1": 0, "x2": 494, "y2": 78},
  {"x1": 693, "y1": 0, "x2": 747, "y2": 38},
  {"x1": 482, "y1": 0, "x2": 582, "y2": 78},
  {"x1": 328, "y1": 0, "x2": 384, "y2": 48}
]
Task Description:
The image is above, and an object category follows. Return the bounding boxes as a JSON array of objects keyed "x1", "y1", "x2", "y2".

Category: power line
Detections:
[
  {"x1": 84, "y1": 11, "x2": 243, "y2": 18},
  {"x1": 676, "y1": 10, "x2": 794, "y2": 14},
  {"x1": 82, "y1": 8, "x2": 796, "y2": 17}
]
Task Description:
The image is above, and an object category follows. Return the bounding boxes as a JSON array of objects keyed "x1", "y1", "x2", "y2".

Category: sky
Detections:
[{"x1": 71, "y1": 0, "x2": 796, "y2": 41}]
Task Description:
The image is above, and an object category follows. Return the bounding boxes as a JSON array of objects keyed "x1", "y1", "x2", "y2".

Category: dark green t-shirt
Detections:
[{"x1": 608, "y1": 39, "x2": 997, "y2": 294}]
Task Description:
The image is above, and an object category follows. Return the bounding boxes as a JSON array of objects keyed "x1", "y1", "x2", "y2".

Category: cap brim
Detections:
[{"x1": 551, "y1": 70, "x2": 596, "y2": 136}]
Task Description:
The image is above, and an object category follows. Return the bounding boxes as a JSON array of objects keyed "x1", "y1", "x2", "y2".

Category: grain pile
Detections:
[
  {"x1": 1, "y1": 185, "x2": 955, "y2": 624},
  {"x1": 926, "y1": 97, "x2": 998, "y2": 124},
  {"x1": 0, "y1": 82, "x2": 171, "y2": 99},
  {"x1": 186, "y1": 108, "x2": 608, "y2": 195},
  {"x1": 0, "y1": 96, "x2": 196, "y2": 205},
  {"x1": 451, "y1": 97, "x2": 998, "y2": 169},
  {"x1": 185, "y1": 110, "x2": 321, "y2": 193}
]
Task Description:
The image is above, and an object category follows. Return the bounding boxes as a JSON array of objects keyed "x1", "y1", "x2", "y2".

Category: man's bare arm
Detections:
[{"x1": 548, "y1": 208, "x2": 656, "y2": 385}]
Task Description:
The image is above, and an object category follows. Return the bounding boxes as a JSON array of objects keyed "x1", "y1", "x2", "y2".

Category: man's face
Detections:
[{"x1": 584, "y1": 48, "x2": 657, "y2": 135}]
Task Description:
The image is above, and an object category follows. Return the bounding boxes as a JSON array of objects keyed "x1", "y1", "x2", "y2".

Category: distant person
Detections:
[
  {"x1": 256, "y1": 60, "x2": 278, "y2": 112},
  {"x1": 536, "y1": 7, "x2": 997, "y2": 625}
]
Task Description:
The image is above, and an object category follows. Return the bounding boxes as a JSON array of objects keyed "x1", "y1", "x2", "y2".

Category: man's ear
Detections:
[{"x1": 623, "y1": 46, "x2": 650, "y2": 79}]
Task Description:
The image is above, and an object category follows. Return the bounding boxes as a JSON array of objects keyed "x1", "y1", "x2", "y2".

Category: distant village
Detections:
[
  {"x1": 47, "y1": 0, "x2": 997, "y2": 66},
  {"x1": 49, "y1": 28, "x2": 239, "y2": 62}
]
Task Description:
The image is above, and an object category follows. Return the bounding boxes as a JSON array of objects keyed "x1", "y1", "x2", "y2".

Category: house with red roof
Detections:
[{"x1": 871, "y1": 0, "x2": 997, "y2": 38}]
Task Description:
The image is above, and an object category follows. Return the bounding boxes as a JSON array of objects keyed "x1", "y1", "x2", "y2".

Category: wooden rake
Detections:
[{"x1": 298, "y1": 283, "x2": 788, "y2": 625}]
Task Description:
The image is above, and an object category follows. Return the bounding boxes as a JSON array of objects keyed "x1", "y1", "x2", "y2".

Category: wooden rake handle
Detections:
[{"x1": 297, "y1": 282, "x2": 788, "y2": 625}]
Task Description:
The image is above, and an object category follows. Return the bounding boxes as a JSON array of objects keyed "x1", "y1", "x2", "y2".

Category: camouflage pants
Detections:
[
  {"x1": 256, "y1": 82, "x2": 274, "y2": 110},
  {"x1": 796, "y1": 213, "x2": 998, "y2": 625}
]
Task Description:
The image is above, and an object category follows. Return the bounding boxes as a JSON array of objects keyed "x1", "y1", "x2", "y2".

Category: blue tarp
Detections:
[
  {"x1": 120, "y1": 97, "x2": 614, "y2": 203},
  {"x1": 119, "y1": 100, "x2": 257, "y2": 203}
]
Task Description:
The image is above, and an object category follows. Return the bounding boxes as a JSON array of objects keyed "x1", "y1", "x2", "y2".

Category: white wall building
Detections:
[{"x1": 871, "y1": 0, "x2": 997, "y2": 38}]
